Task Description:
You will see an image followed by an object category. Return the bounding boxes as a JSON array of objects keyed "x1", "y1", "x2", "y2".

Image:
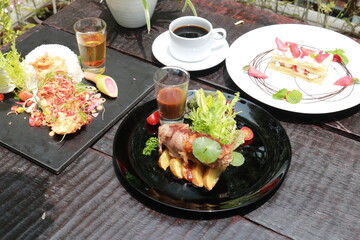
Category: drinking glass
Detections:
[
  {"x1": 74, "y1": 17, "x2": 107, "y2": 74},
  {"x1": 154, "y1": 66, "x2": 190, "y2": 124}
]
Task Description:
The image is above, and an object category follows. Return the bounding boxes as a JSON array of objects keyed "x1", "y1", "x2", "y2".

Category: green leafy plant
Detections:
[
  {"x1": 0, "y1": 0, "x2": 16, "y2": 46},
  {"x1": 141, "y1": 0, "x2": 197, "y2": 32},
  {"x1": 235, "y1": 0, "x2": 359, "y2": 37}
]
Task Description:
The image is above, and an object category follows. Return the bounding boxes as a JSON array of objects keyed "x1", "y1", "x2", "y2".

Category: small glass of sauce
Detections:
[{"x1": 154, "y1": 66, "x2": 189, "y2": 124}]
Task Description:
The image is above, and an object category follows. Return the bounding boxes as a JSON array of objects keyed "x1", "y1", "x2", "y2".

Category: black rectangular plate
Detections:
[{"x1": 0, "y1": 25, "x2": 157, "y2": 174}]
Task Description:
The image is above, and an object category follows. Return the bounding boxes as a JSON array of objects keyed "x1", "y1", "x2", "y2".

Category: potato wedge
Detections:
[
  {"x1": 191, "y1": 164, "x2": 205, "y2": 187},
  {"x1": 203, "y1": 166, "x2": 226, "y2": 191},
  {"x1": 158, "y1": 149, "x2": 171, "y2": 170},
  {"x1": 169, "y1": 157, "x2": 183, "y2": 179},
  {"x1": 182, "y1": 165, "x2": 192, "y2": 182}
]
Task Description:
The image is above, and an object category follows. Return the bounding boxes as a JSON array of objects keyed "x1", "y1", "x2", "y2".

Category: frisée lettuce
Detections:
[
  {"x1": 186, "y1": 89, "x2": 242, "y2": 145},
  {"x1": 0, "y1": 42, "x2": 27, "y2": 92}
]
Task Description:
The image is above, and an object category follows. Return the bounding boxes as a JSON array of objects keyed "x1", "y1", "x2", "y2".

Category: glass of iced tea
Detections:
[
  {"x1": 74, "y1": 17, "x2": 107, "y2": 74},
  {"x1": 154, "y1": 66, "x2": 190, "y2": 125}
]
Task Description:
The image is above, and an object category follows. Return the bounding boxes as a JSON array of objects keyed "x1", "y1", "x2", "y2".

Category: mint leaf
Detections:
[
  {"x1": 231, "y1": 152, "x2": 245, "y2": 166},
  {"x1": 326, "y1": 49, "x2": 349, "y2": 64},
  {"x1": 272, "y1": 88, "x2": 288, "y2": 100},
  {"x1": 192, "y1": 137, "x2": 221, "y2": 164},
  {"x1": 286, "y1": 90, "x2": 302, "y2": 104},
  {"x1": 273, "y1": 89, "x2": 302, "y2": 104}
]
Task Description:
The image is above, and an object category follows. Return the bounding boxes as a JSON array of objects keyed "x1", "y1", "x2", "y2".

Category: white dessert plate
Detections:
[
  {"x1": 226, "y1": 24, "x2": 360, "y2": 114},
  {"x1": 152, "y1": 31, "x2": 229, "y2": 71}
]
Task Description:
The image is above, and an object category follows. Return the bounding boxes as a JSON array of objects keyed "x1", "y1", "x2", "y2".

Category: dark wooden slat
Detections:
[
  {"x1": 0, "y1": 146, "x2": 290, "y2": 239},
  {"x1": 247, "y1": 122, "x2": 360, "y2": 239}
]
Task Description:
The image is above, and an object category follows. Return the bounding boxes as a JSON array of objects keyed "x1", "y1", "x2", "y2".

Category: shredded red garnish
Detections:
[{"x1": 27, "y1": 71, "x2": 105, "y2": 135}]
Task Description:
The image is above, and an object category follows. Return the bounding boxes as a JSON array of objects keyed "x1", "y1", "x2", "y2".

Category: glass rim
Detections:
[
  {"x1": 73, "y1": 17, "x2": 107, "y2": 34},
  {"x1": 153, "y1": 66, "x2": 190, "y2": 87}
]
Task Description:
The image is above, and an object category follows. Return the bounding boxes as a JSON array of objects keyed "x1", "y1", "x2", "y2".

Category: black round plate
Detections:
[{"x1": 113, "y1": 91, "x2": 291, "y2": 212}]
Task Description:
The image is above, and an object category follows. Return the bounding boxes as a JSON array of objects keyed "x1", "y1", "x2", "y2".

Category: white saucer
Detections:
[{"x1": 152, "y1": 31, "x2": 229, "y2": 71}]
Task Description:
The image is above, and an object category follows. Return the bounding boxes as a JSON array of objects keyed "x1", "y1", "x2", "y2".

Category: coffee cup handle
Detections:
[{"x1": 211, "y1": 28, "x2": 227, "y2": 50}]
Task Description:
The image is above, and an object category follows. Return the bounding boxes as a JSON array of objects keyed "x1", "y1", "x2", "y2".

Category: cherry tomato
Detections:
[
  {"x1": 0, "y1": 94, "x2": 4, "y2": 101},
  {"x1": 18, "y1": 90, "x2": 33, "y2": 102},
  {"x1": 146, "y1": 111, "x2": 160, "y2": 125},
  {"x1": 240, "y1": 126, "x2": 254, "y2": 141}
]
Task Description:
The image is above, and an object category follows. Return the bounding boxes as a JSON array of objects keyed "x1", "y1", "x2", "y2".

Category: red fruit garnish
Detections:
[
  {"x1": 146, "y1": 110, "x2": 160, "y2": 125},
  {"x1": 332, "y1": 54, "x2": 342, "y2": 63},
  {"x1": 289, "y1": 43, "x2": 301, "y2": 58},
  {"x1": 18, "y1": 90, "x2": 33, "y2": 102},
  {"x1": 334, "y1": 76, "x2": 353, "y2": 86},
  {"x1": 300, "y1": 47, "x2": 315, "y2": 58},
  {"x1": 0, "y1": 93, "x2": 4, "y2": 101},
  {"x1": 315, "y1": 52, "x2": 331, "y2": 63},
  {"x1": 248, "y1": 66, "x2": 268, "y2": 79},
  {"x1": 275, "y1": 37, "x2": 288, "y2": 52},
  {"x1": 240, "y1": 126, "x2": 254, "y2": 141}
]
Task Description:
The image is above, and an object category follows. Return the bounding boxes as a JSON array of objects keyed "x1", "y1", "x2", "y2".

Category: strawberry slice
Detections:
[
  {"x1": 275, "y1": 37, "x2": 288, "y2": 52},
  {"x1": 248, "y1": 66, "x2": 268, "y2": 79},
  {"x1": 300, "y1": 47, "x2": 315, "y2": 58},
  {"x1": 289, "y1": 43, "x2": 301, "y2": 58},
  {"x1": 315, "y1": 51, "x2": 331, "y2": 63},
  {"x1": 334, "y1": 76, "x2": 353, "y2": 86},
  {"x1": 332, "y1": 54, "x2": 342, "y2": 63}
]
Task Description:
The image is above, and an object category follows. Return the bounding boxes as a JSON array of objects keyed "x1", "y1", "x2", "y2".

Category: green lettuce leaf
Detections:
[{"x1": 186, "y1": 89, "x2": 241, "y2": 145}]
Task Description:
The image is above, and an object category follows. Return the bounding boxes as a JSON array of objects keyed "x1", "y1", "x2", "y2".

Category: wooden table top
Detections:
[{"x1": 1, "y1": 0, "x2": 359, "y2": 239}]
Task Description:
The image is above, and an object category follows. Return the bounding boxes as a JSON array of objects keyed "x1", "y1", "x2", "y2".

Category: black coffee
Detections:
[{"x1": 173, "y1": 25, "x2": 209, "y2": 38}]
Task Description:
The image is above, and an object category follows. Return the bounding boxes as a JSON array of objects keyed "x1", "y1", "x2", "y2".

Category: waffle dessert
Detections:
[{"x1": 269, "y1": 37, "x2": 333, "y2": 85}]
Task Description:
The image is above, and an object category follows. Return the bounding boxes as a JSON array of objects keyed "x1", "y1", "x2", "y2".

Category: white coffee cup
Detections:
[{"x1": 169, "y1": 16, "x2": 227, "y2": 62}]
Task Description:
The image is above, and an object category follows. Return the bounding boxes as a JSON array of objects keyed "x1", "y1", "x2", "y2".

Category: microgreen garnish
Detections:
[{"x1": 143, "y1": 137, "x2": 158, "y2": 156}]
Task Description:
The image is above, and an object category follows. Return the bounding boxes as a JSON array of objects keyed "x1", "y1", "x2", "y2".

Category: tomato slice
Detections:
[
  {"x1": 240, "y1": 126, "x2": 254, "y2": 141},
  {"x1": 0, "y1": 94, "x2": 4, "y2": 101},
  {"x1": 146, "y1": 111, "x2": 160, "y2": 125}
]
